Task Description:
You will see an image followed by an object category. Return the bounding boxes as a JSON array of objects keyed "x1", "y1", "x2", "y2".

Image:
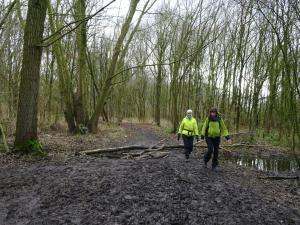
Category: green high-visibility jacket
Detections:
[
  {"x1": 201, "y1": 115, "x2": 229, "y2": 138},
  {"x1": 178, "y1": 116, "x2": 199, "y2": 136}
]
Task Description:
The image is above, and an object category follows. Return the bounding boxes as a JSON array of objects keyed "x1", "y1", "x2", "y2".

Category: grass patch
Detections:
[
  {"x1": 93, "y1": 122, "x2": 128, "y2": 145},
  {"x1": 255, "y1": 129, "x2": 297, "y2": 148},
  {"x1": 160, "y1": 120, "x2": 174, "y2": 134},
  {"x1": 14, "y1": 139, "x2": 47, "y2": 158}
]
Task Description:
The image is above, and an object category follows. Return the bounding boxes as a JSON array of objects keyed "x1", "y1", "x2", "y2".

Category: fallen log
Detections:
[
  {"x1": 258, "y1": 176, "x2": 299, "y2": 180},
  {"x1": 143, "y1": 144, "x2": 166, "y2": 154},
  {"x1": 148, "y1": 138, "x2": 166, "y2": 150},
  {"x1": 122, "y1": 145, "x2": 167, "y2": 157},
  {"x1": 216, "y1": 144, "x2": 272, "y2": 148},
  {"x1": 166, "y1": 142, "x2": 271, "y2": 149},
  {"x1": 122, "y1": 152, "x2": 143, "y2": 157},
  {"x1": 135, "y1": 154, "x2": 152, "y2": 160},
  {"x1": 78, "y1": 144, "x2": 182, "y2": 155},
  {"x1": 148, "y1": 151, "x2": 169, "y2": 159},
  {"x1": 78, "y1": 142, "x2": 272, "y2": 156},
  {"x1": 127, "y1": 151, "x2": 169, "y2": 160},
  {"x1": 229, "y1": 131, "x2": 253, "y2": 136},
  {"x1": 78, "y1": 144, "x2": 211, "y2": 155},
  {"x1": 121, "y1": 154, "x2": 135, "y2": 160},
  {"x1": 78, "y1": 145, "x2": 150, "y2": 155}
]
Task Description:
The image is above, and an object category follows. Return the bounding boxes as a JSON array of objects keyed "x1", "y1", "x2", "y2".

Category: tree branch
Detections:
[
  {"x1": 40, "y1": 0, "x2": 116, "y2": 47},
  {"x1": 0, "y1": 0, "x2": 17, "y2": 30}
]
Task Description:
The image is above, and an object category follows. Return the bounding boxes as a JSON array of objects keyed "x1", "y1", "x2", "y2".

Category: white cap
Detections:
[{"x1": 186, "y1": 109, "x2": 193, "y2": 114}]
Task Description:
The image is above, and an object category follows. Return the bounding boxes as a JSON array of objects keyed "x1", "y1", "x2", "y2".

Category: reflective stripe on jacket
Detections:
[{"x1": 178, "y1": 117, "x2": 199, "y2": 136}]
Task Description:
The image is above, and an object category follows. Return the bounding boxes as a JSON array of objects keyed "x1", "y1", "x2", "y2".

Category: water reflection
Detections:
[{"x1": 226, "y1": 157, "x2": 298, "y2": 172}]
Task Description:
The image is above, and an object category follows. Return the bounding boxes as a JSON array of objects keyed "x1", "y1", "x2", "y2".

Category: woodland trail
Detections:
[{"x1": 0, "y1": 123, "x2": 299, "y2": 225}]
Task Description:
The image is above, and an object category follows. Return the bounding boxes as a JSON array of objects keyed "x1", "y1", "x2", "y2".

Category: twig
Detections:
[
  {"x1": 148, "y1": 138, "x2": 166, "y2": 149},
  {"x1": 194, "y1": 140, "x2": 205, "y2": 145},
  {"x1": 40, "y1": 0, "x2": 116, "y2": 47},
  {"x1": 219, "y1": 146, "x2": 230, "y2": 152},
  {"x1": 177, "y1": 178, "x2": 194, "y2": 184},
  {"x1": 148, "y1": 151, "x2": 169, "y2": 159}
]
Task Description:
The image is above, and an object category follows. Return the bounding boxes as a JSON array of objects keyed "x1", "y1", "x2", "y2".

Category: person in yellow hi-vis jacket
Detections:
[
  {"x1": 201, "y1": 108, "x2": 232, "y2": 170},
  {"x1": 177, "y1": 109, "x2": 199, "y2": 161}
]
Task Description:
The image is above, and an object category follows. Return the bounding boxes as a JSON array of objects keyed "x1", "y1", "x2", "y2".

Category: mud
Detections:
[{"x1": 0, "y1": 123, "x2": 299, "y2": 225}]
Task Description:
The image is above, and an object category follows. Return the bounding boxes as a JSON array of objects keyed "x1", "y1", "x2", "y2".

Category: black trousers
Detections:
[
  {"x1": 182, "y1": 134, "x2": 194, "y2": 159},
  {"x1": 204, "y1": 137, "x2": 221, "y2": 167}
]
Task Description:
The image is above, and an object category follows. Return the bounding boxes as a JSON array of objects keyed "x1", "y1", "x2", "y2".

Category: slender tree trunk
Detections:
[
  {"x1": 74, "y1": 0, "x2": 89, "y2": 127},
  {"x1": 88, "y1": 0, "x2": 140, "y2": 133},
  {"x1": 155, "y1": 66, "x2": 162, "y2": 126},
  {"x1": 48, "y1": 1, "x2": 76, "y2": 132},
  {"x1": 47, "y1": 52, "x2": 55, "y2": 123}
]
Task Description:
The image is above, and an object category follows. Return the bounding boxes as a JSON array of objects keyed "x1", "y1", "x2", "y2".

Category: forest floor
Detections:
[{"x1": 0, "y1": 123, "x2": 299, "y2": 225}]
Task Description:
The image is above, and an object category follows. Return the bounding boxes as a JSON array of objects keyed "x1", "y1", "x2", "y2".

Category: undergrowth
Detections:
[{"x1": 14, "y1": 139, "x2": 47, "y2": 158}]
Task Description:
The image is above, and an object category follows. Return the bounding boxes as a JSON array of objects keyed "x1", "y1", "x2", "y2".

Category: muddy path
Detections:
[
  {"x1": 120, "y1": 123, "x2": 176, "y2": 146},
  {"x1": 0, "y1": 123, "x2": 299, "y2": 225}
]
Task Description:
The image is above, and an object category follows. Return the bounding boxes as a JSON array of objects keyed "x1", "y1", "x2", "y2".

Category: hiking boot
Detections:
[
  {"x1": 185, "y1": 156, "x2": 190, "y2": 162},
  {"x1": 212, "y1": 166, "x2": 220, "y2": 171}
]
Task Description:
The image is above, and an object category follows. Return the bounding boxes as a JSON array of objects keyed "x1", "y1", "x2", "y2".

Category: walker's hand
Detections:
[{"x1": 177, "y1": 133, "x2": 181, "y2": 141}]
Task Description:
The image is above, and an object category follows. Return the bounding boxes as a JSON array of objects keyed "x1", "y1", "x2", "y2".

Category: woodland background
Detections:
[{"x1": 0, "y1": 0, "x2": 299, "y2": 154}]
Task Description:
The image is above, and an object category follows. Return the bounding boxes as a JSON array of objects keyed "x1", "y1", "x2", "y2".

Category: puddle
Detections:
[{"x1": 224, "y1": 156, "x2": 299, "y2": 172}]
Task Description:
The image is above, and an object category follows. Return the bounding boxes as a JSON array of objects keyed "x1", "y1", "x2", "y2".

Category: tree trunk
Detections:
[
  {"x1": 74, "y1": 0, "x2": 89, "y2": 127},
  {"x1": 14, "y1": 0, "x2": 47, "y2": 146},
  {"x1": 155, "y1": 62, "x2": 163, "y2": 126},
  {"x1": 47, "y1": 1, "x2": 76, "y2": 133},
  {"x1": 88, "y1": 0, "x2": 140, "y2": 133}
]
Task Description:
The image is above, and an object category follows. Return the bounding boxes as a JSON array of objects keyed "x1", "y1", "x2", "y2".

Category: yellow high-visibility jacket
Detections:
[
  {"x1": 201, "y1": 115, "x2": 229, "y2": 138},
  {"x1": 178, "y1": 116, "x2": 199, "y2": 136}
]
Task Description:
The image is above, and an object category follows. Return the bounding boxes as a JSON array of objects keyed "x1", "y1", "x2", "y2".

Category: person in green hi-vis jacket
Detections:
[
  {"x1": 177, "y1": 109, "x2": 199, "y2": 161},
  {"x1": 201, "y1": 108, "x2": 232, "y2": 170}
]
